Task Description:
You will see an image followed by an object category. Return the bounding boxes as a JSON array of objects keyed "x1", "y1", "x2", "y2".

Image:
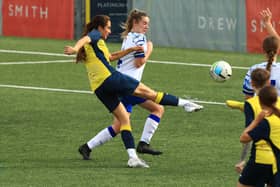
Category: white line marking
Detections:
[
  {"x1": 148, "y1": 60, "x2": 249, "y2": 70},
  {"x1": 0, "y1": 60, "x2": 73, "y2": 65},
  {"x1": 190, "y1": 100, "x2": 226, "y2": 105},
  {"x1": 0, "y1": 84, "x2": 226, "y2": 106},
  {"x1": 0, "y1": 49, "x2": 239, "y2": 105},
  {"x1": 0, "y1": 49, "x2": 74, "y2": 57},
  {"x1": 0, "y1": 84, "x2": 93, "y2": 94},
  {"x1": 0, "y1": 49, "x2": 250, "y2": 70}
]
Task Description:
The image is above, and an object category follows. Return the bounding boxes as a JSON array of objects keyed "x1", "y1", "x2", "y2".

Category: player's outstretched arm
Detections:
[
  {"x1": 240, "y1": 111, "x2": 266, "y2": 143},
  {"x1": 110, "y1": 46, "x2": 143, "y2": 62},
  {"x1": 64, "y1": 36, "x2": 91, "y2": 55},
  {"x1": 260, "y1": 8, "x2": 280, "y2": 41}
]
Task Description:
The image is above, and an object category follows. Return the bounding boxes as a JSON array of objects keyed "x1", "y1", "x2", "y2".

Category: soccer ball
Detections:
[{"x1": 210, "y1": 60, "x2": 232, "y2": 82}]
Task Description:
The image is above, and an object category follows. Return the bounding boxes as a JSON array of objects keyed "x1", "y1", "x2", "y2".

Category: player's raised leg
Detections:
[
  {"x1": 133, "y1": 82, "x2": 203, "y2": 112},
  {"x1": 226, "y1": 100, "x2": 244, "y2": 111}
]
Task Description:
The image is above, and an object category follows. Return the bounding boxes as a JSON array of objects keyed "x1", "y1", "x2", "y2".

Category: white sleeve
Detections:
[
  {"x1": 133, "y1": 34, "x2": 146, "y2": 58},
  {"x1": 242, "y1": 68, "x2": 254, "y2": 96}
]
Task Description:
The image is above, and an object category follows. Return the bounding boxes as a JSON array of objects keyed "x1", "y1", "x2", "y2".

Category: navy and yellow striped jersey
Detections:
[
  {"x1": 84, "y1": 30, "x2": 116, "y2": 91},
  {"x1": 245, "y1": 97, "x2": 277, "y2": 173}
]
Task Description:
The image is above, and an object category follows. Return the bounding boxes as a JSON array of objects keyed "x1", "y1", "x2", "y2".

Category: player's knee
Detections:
[
  {"x1": 154, "y1": 105, "x2": 164, "y2": 117},
  {"x1": 159, "y1": 105, "x2": 164, "y2": 115},
  {"x1": 112, "y1": 123, "x2": 121, "y2": 134}
]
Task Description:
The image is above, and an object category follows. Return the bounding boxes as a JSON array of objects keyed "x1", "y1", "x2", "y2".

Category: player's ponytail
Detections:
[
  {"x1": 263, "y1": 36, "x2": 279, "y2": 72},
  {"x1": 259, "y1": 85, "x2": 280, "y2": 118},
  {"x1": 76, "y1": 21, "x2": 95, "y2": 63},
  {"x1": 76, "y1": 15, "x2": 110, "y2": 63},
  {"x1": 266, "y1": 51, "x2": 275, "y2": 72},
  {"x1": 120, "y1": 9, "x2": 148, "y2": 39},
  {"x1": 271, "y1": 104, "x2": 280, "y2": 118}
]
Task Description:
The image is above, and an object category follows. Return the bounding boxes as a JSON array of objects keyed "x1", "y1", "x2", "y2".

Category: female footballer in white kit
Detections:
[
  {"x1": 83, "y1": 9, "x2": 203, "y2": 159},
  {"x1": 117, "y1": 9, "x2": 203, "y2": 154},
  {"x1": 117, "y1": 9, "x2": 164, "y2": 155},
  {"x1": 227, "y1": 8, "x2": 280, "y2": 111}
]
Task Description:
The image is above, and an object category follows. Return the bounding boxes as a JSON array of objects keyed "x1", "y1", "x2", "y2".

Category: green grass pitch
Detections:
[{"x1": 0, "y1": 36, "x2": 263, "y2": 186}]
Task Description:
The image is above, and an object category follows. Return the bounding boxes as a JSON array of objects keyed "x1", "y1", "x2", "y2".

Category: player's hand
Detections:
[
  {"x1": 235, "y1": 160, "x2": 245, "y2": 174},
  {"x1": 260, "y1": 8, "x2": 272, "y2": 24},
  {"x1": 64, "y1": 46, "x2": 77, "y2": 55},
  {"x1": 133, "y1": 46, "x2": 144, "y2": 52}
]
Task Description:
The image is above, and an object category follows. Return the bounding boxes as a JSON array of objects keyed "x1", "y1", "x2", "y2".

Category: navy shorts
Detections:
[
  {"x1": 272, "y1": 172, "x2": 280, "y2": 187},
  {"x1": 121, "y1": 95, "x2": 146, "y2": 113},
  {"x1": 239, "y1": 162, "x2": 273, "y2": 186},
  {"x1": 95, "y1": 71, "x2": 140, "y2": 112}
]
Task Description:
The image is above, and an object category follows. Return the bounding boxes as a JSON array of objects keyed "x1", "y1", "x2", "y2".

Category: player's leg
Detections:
[
  {"x1": 79, "y1": 84, "x2": 147, "y2": 167},
  {"x1": 78, "y1": 117, "x2": 121, "y2": 160},
  {"x1": 78, "y1": 88, "x2": 121, "y2": 160},
  {"x1": 78, "y1": 126, "x2": 117, "y2": 160},
  {"x1": 112, "y1": 102, "x2": 149, "y2": 168},
  {"x1": 137, "y1": 100, "x2": 164, "y2": 155},
  {"x1": 133, "y1": 82, "x2": 203, "y2": 112},
  {"x1": 121, "y1": 96, "x2": 163, "y2": 155},
  {"x1": 226, "y1": 95, "x2": 252, "y2": 111},
  {"x1": 226, "y1": 100, "x2": 245, "y2": 111},
  {"x1": 112, "y1": 71, "x2": 202, "y2": 112}
]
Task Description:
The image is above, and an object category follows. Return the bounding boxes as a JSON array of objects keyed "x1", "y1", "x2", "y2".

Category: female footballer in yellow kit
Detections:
[{"x1": 64, "y1": 15, "x2": 203, "y2": 168}]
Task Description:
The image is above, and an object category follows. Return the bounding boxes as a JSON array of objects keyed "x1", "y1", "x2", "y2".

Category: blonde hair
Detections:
[{"x1": 120, "y1": 9, "x2": 148, "y2": 38}]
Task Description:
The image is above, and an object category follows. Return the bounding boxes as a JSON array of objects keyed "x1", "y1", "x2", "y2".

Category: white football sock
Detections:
[
  {"x1": 140, "y1": 115, "x2": 160, "y2": 144},
  {"x1": 178, "y1": 98, "x2": 192, "y2": 107},
  {"x1": 87, "y1": 126, "x2": 115, "y2": 149},
  {"x1": 127, "y1": 148, "x2": 138, "y2": 159}
]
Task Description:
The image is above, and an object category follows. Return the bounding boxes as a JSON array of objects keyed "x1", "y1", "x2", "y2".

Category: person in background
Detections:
[
  {"x1": 240, "y1": 85, "x2": 280, "y2": 187},
  {"x1": 226, "y1": 8, "x2": 280, "y2": 111},
  {"x1": 235, "y1": 68, "x2": 276, "y2": 187},
  {"x1": 260, "y1": 8, "x2": 280, "y2": 41}
]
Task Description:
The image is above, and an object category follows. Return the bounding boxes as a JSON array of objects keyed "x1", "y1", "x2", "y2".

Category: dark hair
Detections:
[
  {"x1": 262, "y1": 36, "x2": 279, "y2": 72},
  {"x1": 120, "y1": 9, "x2": 148, "y2": 38},
  {"x1": 259, "y1": 86, "x2": 280, "y2": 117},
  {"x1": 76, "y1": 15, "x2": 110, "y2": 63},
  {"x1": 250, "y1": 68, "x2": 270, "y2": 89}
]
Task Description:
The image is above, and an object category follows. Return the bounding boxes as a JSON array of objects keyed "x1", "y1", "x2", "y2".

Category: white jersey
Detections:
[
  {"x1": 117, "y1": 32, "x2": 147, "y2": 81},
  {"x1": 242, "y1": 62, "x2": 280, "y2": 96}
]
